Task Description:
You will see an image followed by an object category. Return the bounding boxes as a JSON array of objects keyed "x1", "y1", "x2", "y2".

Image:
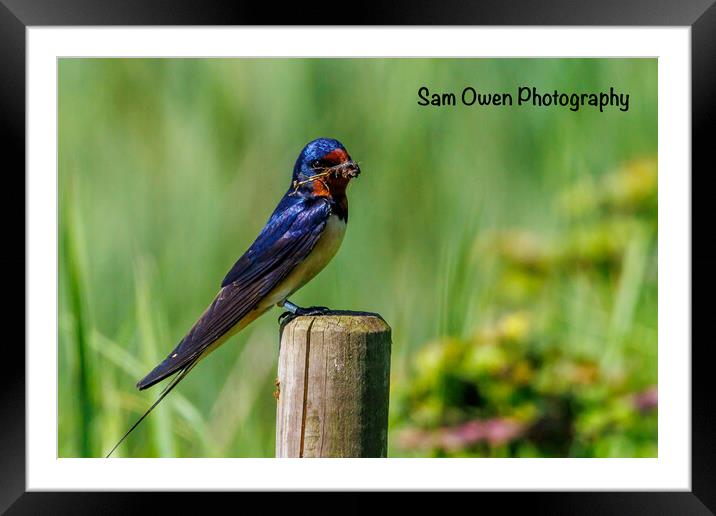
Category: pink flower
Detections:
[
  {"x1": 633, "y1": 386, "x2": 658, "y2": 412},
  {"x1": 399, "y1": 418, "x2": 525, "y2": 452}
]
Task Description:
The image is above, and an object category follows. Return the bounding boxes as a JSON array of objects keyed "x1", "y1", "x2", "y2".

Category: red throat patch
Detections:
[{"x1": 311, "y1": 179, "x2": 331, "y2": 197}]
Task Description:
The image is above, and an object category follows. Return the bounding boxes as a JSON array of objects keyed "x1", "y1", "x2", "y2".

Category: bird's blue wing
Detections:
[
  {"x1": 220, "y1": 194, "x2": 308, "y2": 288},
  {"x1": 137, "y1": 196, "x2": 331, "y2": 390}
]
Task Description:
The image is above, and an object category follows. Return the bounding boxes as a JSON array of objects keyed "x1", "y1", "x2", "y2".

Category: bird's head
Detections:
[{"x1": 292, "y1": 138, "x2": 360, "y2": 197}]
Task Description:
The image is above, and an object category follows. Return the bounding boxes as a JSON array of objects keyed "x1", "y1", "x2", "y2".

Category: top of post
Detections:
[{"x1": 279, "y1": 310, "x2": 390, "y2": 336}]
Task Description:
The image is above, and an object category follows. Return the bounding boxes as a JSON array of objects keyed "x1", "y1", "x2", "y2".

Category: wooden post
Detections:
[{"x1": 275, "y1": 312, "x2": 391, "y2": 458}]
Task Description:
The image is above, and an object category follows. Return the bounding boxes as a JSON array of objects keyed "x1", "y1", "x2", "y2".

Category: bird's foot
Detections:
[
  {"x1": 296, "y1": 305, "x2": 331, "y2": 316},
  {"x1": 278, "y1": 301, "x2": 332, "y2": 324},
  {"x1": 278, "y1": 311, "x2": 295, "y2": 324}
]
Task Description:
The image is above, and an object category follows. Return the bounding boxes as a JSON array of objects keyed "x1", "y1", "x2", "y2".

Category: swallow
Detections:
[{"x1": 107, "y1": 137, "x2": 360, "y2": 456}]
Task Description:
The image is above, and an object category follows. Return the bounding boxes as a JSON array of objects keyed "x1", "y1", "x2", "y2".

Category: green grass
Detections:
[{"x1": 58, "y1": 58, "x2": 657, "y2": 458}]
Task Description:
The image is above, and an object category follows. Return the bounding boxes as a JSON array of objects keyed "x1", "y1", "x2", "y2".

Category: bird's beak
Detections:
[
  {"x1": 329, "y1": 160, "x2": 360, "y2": 180},
  {"x1": 346, "y1": 161, "x2": 360, "y2": 178}
]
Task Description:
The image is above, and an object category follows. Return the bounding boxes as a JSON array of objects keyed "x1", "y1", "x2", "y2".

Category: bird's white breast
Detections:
[{"x1": 263, "y1": 214, "x2": 347, "y2": 307}]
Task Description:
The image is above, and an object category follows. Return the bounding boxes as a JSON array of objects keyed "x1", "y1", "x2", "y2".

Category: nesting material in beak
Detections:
[{"x1": 331, "y1": 160, "x2": 360, "y2": 179}]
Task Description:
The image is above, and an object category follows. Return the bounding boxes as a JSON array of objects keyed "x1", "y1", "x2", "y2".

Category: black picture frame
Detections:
[{"x1": 3, "y1": 0, "x2": 710, "y2": 512}]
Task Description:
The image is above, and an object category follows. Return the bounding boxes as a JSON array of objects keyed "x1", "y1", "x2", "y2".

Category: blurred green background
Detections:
[{"x1": 58, "y1": 58, "x2": 657, "y2": 458}]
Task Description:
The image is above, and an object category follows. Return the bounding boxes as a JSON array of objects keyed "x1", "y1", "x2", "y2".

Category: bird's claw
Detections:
[
  {"x1": 278, "y1": 306, "x2": 332, "y2": 324},
  {"x1": 278, "y1": 311, "x2": 295, "y2": 324},
  {"x1": 298, "y1": 305, "x2": 331, "y2": 316}
]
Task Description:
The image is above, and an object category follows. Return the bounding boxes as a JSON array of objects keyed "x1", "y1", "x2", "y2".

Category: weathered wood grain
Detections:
[{"x1": 275, "y1": 313, "x2": 391, "y2": 458}]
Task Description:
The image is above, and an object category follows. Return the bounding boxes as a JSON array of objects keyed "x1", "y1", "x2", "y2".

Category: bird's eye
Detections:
[{"x1": 312, "y1": 160, "x2": 321, "y2": 168}]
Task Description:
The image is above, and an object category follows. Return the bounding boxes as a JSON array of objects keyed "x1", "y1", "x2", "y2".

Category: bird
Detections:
[{"x1": 106, "y1": 137, "x2": 360, "y2": 457}]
